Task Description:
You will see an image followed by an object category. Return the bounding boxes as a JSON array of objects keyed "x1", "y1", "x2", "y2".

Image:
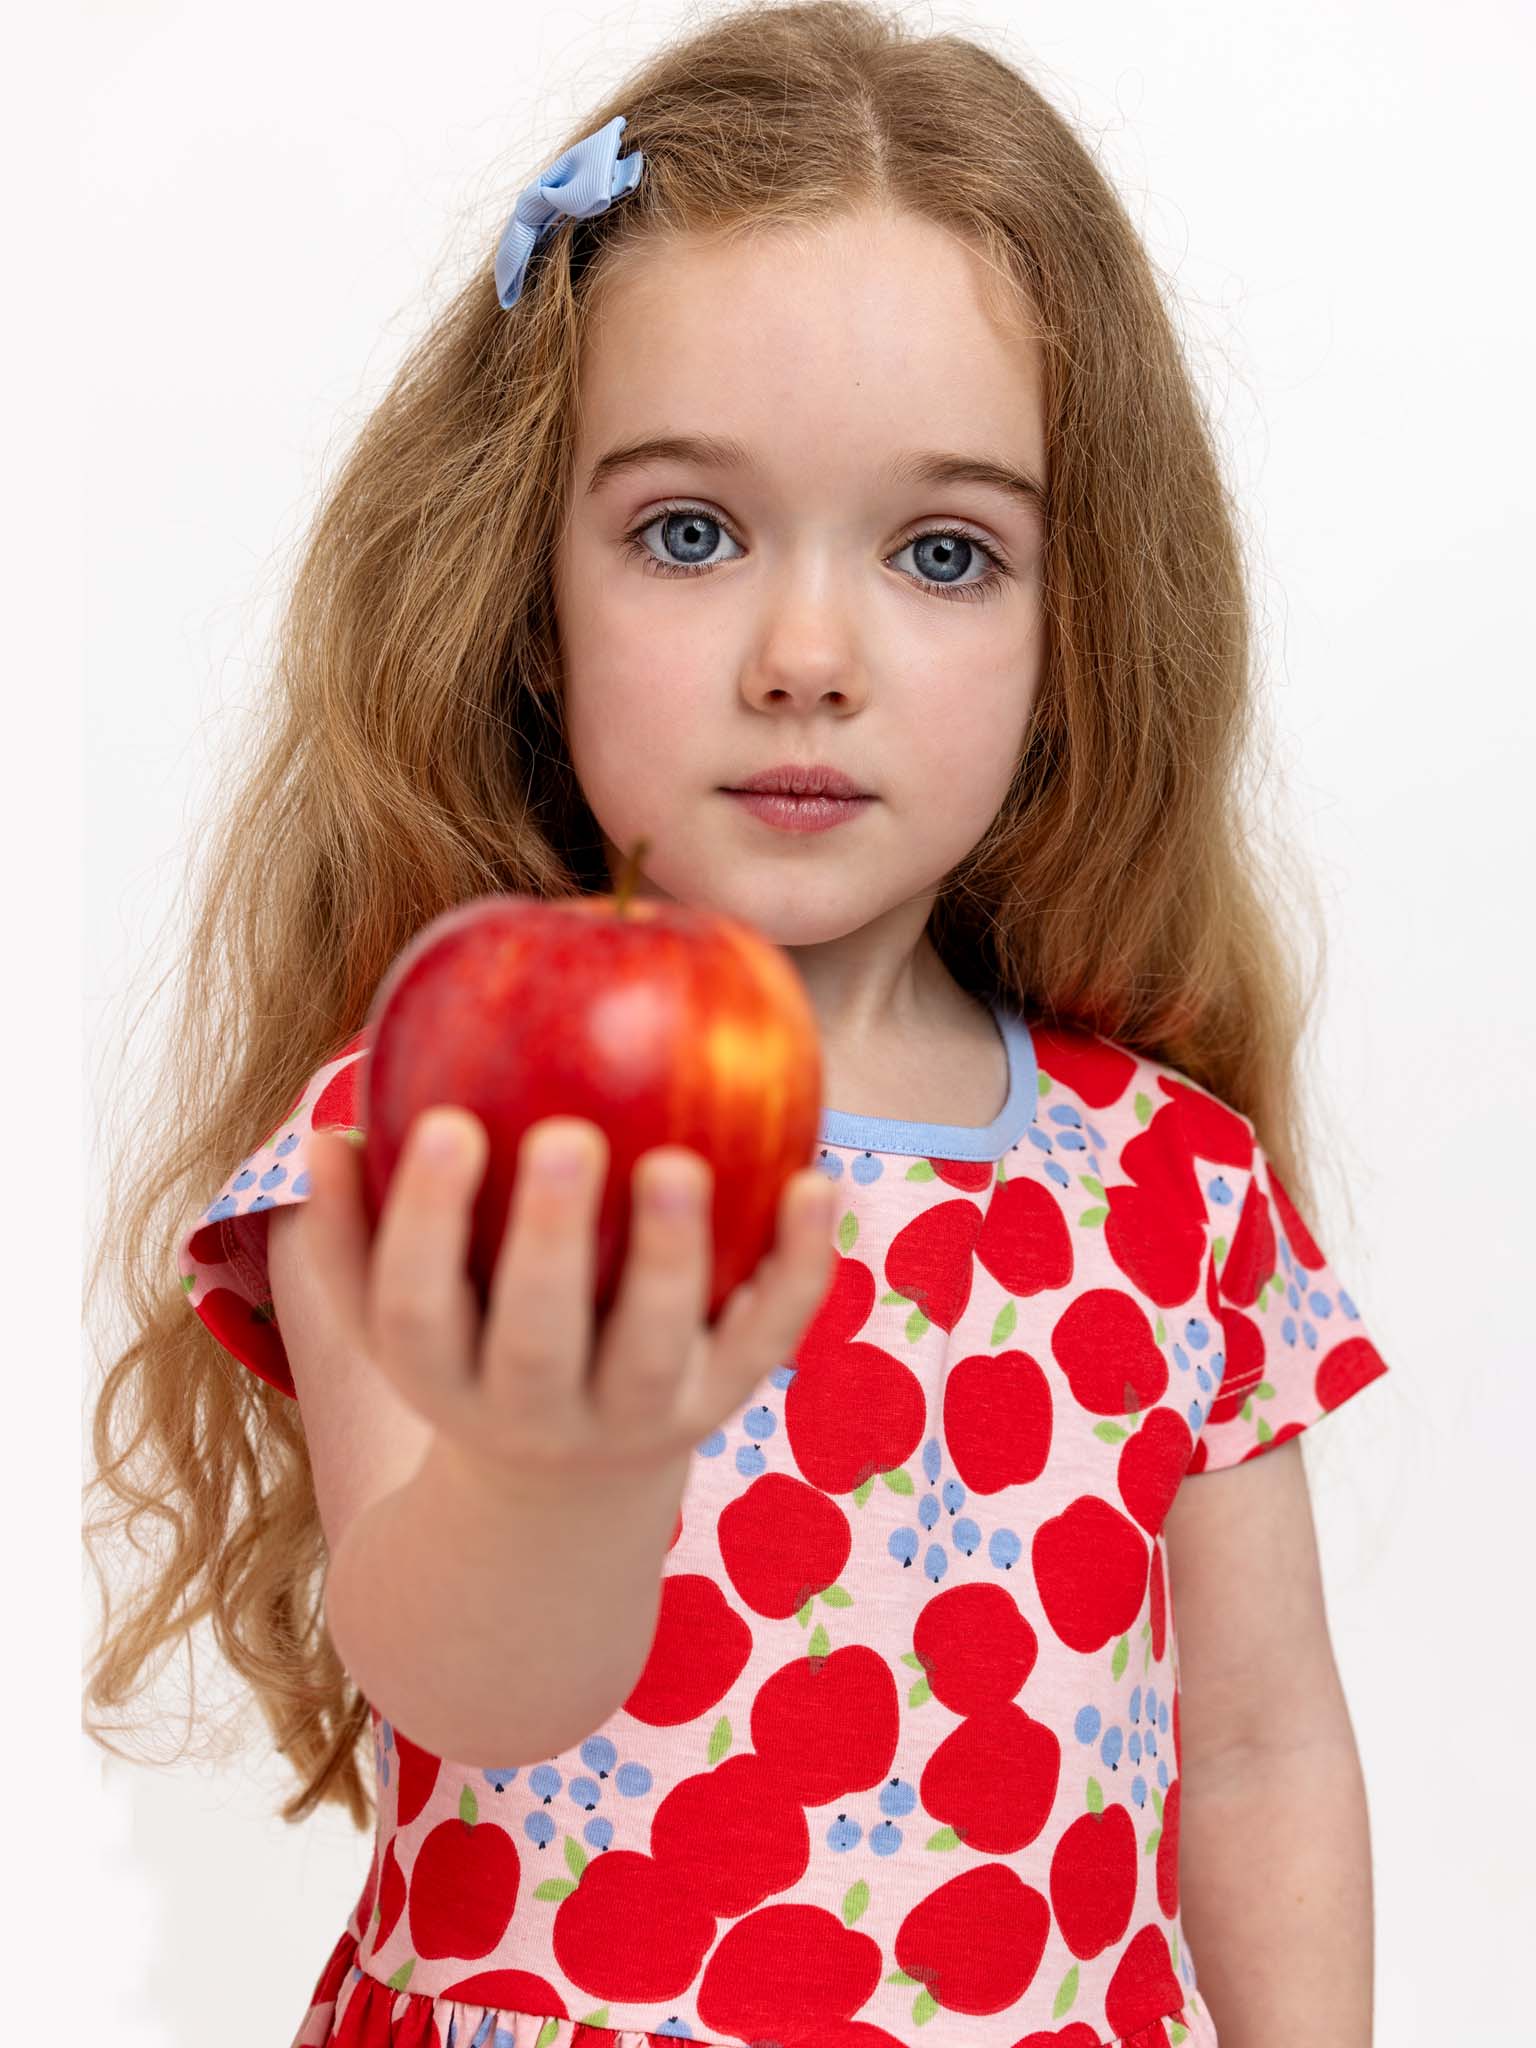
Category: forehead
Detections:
[{"x1": 574, "y1": 210, "x2": 1047, "y2": 486}]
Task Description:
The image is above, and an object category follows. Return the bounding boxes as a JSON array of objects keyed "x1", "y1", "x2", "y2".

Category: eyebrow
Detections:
[{"x1": 583, "y1": 431, "x2": 1047, "y2": 516}]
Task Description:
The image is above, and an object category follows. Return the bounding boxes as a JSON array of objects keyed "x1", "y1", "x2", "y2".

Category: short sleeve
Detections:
[
  {"x1": 1186, "y1": 1133, "x2": 1391, "y2": 1473},
  {"x1": 176, "y1": 1031, "x2": 371, "y2": 1397}
]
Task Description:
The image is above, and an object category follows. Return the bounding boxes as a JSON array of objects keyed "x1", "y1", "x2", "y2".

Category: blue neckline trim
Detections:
[{"x1": 817, "y1": 998, "x2": 1039, "y2": 1161}]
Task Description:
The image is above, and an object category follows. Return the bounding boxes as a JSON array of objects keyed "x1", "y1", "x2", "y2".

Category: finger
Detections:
[
  {"x1": 679, "y1": 1168, "x2": 838, "y2": 1426},
  {"x1": 589, "y1": 1145, "x2": 714, "y2": 1429},
  {"x1": 480, "y1": 1116, "x2": 607, "y2": 1420},
  {"x1": 365, "y1": 1108, "x2": 489, "y2": 1413},
  {"x1": 295, "y1": 1126, "x2": 375, "y2": 1355}
]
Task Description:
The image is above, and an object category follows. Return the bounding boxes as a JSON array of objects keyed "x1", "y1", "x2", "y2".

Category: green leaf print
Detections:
[
  {"x1": 852, "y1": 1475, "x2": 876, "y2": 1507},
  {"x1": 1256, "y1": 1417, "x2": 1274, "y2": 1443},
  {"x1": 1241, "y1": 1399, "x2": 1254, "y2": 1421},
  {"x1": 905, "y1": 1306, "x2": 931, "y2": 1342},
  {"x1": 907, "y1": 1675, "x2": 932, "y2": 1708},
  {"x1": 1085, "y1": 1778, "x2": 1104, "y2": 1815},
  {"x1": 1039, "y1": 1072, "x2": 1052, "y2": 1097},
  {"x1": 1134, "y1": 1091, "x2": 1152, "y2": 1125},
  {"x1": 1111, "y1": 1634, "x2": 1129, "y2": 1681},
  {"x1": 533, "y1": 1878, "x2": 579, "y2": 1902},
  {"x1": 906, "y1": 1160, "x2": 937, "y2": 1181},
  {"x1": 1155, "y1": 1313, "x2": 1166, "y2": 1345},
  {"x1": 836, "y1": 1210, "x2": 859, "y2": 1252},
  {"x1": 881, "y1": 1467, "x2": 915, "y2": 1495},
  {"x1": 820, "y1": 1583, "x2": 853, "y2": 1607},
  {"x1": 991, "y1": 1299, "x2": 1017, "y2": 1346},
  {"x1": 880, "y1": 1291, "x2": 907, "y2": 1306},
  {"x1": 1076, "y1": 1205, "x2": 1107, "y2": 1228},
  {"x1": 925, "y1": 1825, "x2": 965, "y2": 1851},
  {"x1": 534, "y1": 2022, "x2": 561, "y2": 2048},
  {"x1": 386, "y1": 1958, "x2": 415, "y2": 1991},
  {"x1": 564, "y1": 1835, "x2": 588, "y2": 1879},
  {"x1": 1053, "y1": 1965, "x2": 1079, "y2": 2018},
  {"x1": 459, "y1": 1784, "x2": 478, "y2": 1827},
  {"x1": 807, "y1": 1623, "x2": 831, "y2": 1660},
  {"x1": 1093, "y1": 1421, "x2": 1128, "y2": 1444},
  {"x1": 1152, "y1": 1784, "x2": 1164, "y2": 1821},
  {"x1": 1079, "y1": 1174, "x2": 1105, "y2": 1199},
  {"x1": 579, "y1": 2009, "x2": 611, "y2": 2030},
  {"x1": 912, "y1": 1989, "x2": 939, "y2": 2026},
  {"x1": 901, "y1": 1651, "x2": 925, "y2": 1669},
  {"x1": 707, "y1": 1716, "x2": 732, "y2": 1765},
  {"x1": 1170, "y1": 2027, "x2": 1189, "y2": 2045},
  {"x1": 796, "y1": 1596, "x2": 814, "y2": 1626},
  {"x1": 1144, "y1": 1827, "x2": 1161, "y2": 1854},
  {"x1": 843, "y1": 1880, "x2": 870, "y2": 1926},
  {"x1": 1214, "y1": 1234, "x2": 1228, "y2": 1269},
  {"x1": 1256, "y1": 1380, "x2": 1275, "y2": 1399}
]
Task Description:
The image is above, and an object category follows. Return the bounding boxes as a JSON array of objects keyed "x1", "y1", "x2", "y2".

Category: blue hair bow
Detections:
[{"x1": 494, "y1": 114, "x2": 645, "y2": 309}]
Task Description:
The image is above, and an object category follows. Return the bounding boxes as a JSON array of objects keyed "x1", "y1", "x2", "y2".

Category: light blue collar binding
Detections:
[{"x1": 817, "y1": 998, "x2": 1039, "y2": 1162}]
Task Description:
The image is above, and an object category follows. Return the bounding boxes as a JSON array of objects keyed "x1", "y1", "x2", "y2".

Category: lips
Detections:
[{"x1": 727, "y1": 766, "x2": 869, "y2": 800}]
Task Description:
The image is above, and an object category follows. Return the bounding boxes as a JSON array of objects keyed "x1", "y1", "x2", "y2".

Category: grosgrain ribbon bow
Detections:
[{"x1": 494, "y1": 114, "x2": 645, "y2": 309}]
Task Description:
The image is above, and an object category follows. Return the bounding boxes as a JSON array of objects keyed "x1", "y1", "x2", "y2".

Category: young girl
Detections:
[{"x1": 83, "y1": 4, "x2": 1393, "y2": 2045}]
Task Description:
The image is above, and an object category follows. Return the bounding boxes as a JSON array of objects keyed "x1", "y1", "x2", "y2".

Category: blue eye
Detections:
[{"x1": 620, "y1": 504, "x2": 1011, "y2": 605}]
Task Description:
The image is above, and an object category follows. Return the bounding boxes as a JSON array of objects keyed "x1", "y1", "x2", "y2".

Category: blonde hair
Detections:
[{"x1": 83, "y1": 0, "x2": 1335, "y2": 1830}]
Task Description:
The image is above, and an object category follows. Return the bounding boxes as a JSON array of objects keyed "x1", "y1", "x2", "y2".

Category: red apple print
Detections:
[
  {"x1": 696, "y1": 1901, "x2": 883, "y2": 2045},
  {"x1": 893, "y1": 1863, "x2": 1052, "y2": 2013},
  {"x1": 442, "y1": 1968, "x2": 566, "y2": 2011},
  {"x1": 1318, "y1": 1336, "x2": 1389, "y2": 1410},
  {"x1": 1052, "y1": 1290, "x2": 1169, "y2": 1416},
  {"x1": 944, "y1": 1348, "x2": 1054, "y2": 1495},
  {"x1": 1162, "y1": 1076, "x2": 1254, "y2": 1171},
  {"x1": 1049, "y1": 1801, "x2": 1138, "y2": 1957},
  {"x1": 1217, "y1": 1167, "x2": 1278, "y2": 1308},
  {"x1": 372, "y1": 1836, "x2": 406, "y2": 1949},
  {"x1": 1104, "y1": 1922, "x2": 1184, "y2": 2036},
  {"x1": 1015, "y1": 2028, "x2": 1102, "y2": 2048},
  {"x1": 784, "y1": 1339, "x2": 926, "y2": 1494},
  {"x1": 717, "y1": 1470, "x2": 853, "y2": 1617},
  {"x1": 552, "y1": 1849, "x2": 716, "y2": 1999},
  {"x1": 1033, "y1": 1497, "x2": 1149, "y2": 1653},
  {"x1": 393, "y1": 1726, "x2": 441, "y2": 1827},
  {"x1": 1148, "y1": 1537, "x2": 1167, "y2": 1661},
  {"x1": 649, "y1": 1751, "x2": 811, "y2": 1913},
  {"x1": 913, "y1": 1581, "x2": 1038, "y2": 1714},
  {"x1": 312, "y1": 1049, "x2": 367, "y2": 1133},
  {"x1": 621, "y1": 1572, "x2": 753, "y2": 1725},
  {"x1": 797, "y1": 1250, "x2": 878, "y2": 1356},
  {"x1": 1102, "y1": 1101, "x2": 1207, "y2": 1305},
  {"x1": 932, "y1": 1157, "x2": 996, "y2": 1195},
  {"x1": 750, "y1": 1645, "x2": 900, "y2": 1804},
  {"x1": 973, "y1": 1173, "x2": 1075, "y2": 1296},
  {"x1": 1117, "y1": 1407, "x2": 1195, "y2": 1535},
  {"x1": 919, "y1": 1702, "x2": 1061, "y2": 1852},
  {"x1": 883, "y1": 1197, "x2": 983, "y2": 1331},
  {"x1": 1156, "y1": 1778, "x2": 1181, "y2": 1917},
  {"x1": 187, "y1": 1283, "x2": 294, "y2": 1396},
  {"x1": 1031, "y1": 1027, "x2": 1139, "y2": 1108},
  {"x1": 407, "y1": 1787, "x2": 519, "y2": 1959},
  {"x1": 1239, "y1": 1421, "x2": 1307, "y2": 1463},
  {"x1": 1263, "y1": 1156, "x2": 1326, "y2": 1269}
]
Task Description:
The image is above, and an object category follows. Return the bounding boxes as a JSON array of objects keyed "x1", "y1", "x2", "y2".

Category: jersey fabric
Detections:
[{"x1": 177, "y1": 999, "x2": 1391, "y2": 2048}]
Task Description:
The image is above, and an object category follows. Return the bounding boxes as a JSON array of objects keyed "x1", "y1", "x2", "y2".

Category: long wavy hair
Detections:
[{"x1": 84, "y1": 0, "x2": 1340, "y2": 1830}]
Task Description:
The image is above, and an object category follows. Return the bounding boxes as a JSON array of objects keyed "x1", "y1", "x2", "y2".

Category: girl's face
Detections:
[{"x1": 553, "y1": 208, "x2": 1049, "y2": 951}]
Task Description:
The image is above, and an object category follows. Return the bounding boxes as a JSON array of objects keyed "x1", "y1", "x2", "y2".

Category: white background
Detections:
[{"x1": 34, "y1": 0, "x2": 1533, "y2": 2035}]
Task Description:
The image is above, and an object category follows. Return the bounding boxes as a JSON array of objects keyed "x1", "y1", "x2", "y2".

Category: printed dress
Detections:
[{"x1": 178, "y1": 999, "x2": 1391, "y2": 2048}]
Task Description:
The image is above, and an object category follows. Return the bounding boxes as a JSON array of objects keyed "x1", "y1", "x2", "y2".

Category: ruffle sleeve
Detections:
[
  {"x1": 1186, "y1": 1132, "x2": 1391, "y2": 1473},
  {"x1": 176, "y1": 1031, "x2": 370, "y2": 1397}
]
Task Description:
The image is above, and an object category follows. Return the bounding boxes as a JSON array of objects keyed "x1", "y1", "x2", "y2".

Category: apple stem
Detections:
[{"x1": 615, "y1": 838, "x2": 650, "y2": 916}]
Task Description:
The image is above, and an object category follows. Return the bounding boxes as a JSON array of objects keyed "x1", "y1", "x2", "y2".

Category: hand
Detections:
[{"x1": 303, "y1": 1108, "x2": 839, "y2": 1487}]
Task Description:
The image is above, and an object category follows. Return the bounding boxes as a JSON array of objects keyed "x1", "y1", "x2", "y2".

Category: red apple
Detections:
[{"x1": 358, "y1": 840, "x2": 824, "y2": 1325}]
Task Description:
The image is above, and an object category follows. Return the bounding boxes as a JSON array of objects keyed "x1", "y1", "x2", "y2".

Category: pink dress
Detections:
[{"x1": 179, "y1": 1001, "x2": 1391, "y2": 2048}]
